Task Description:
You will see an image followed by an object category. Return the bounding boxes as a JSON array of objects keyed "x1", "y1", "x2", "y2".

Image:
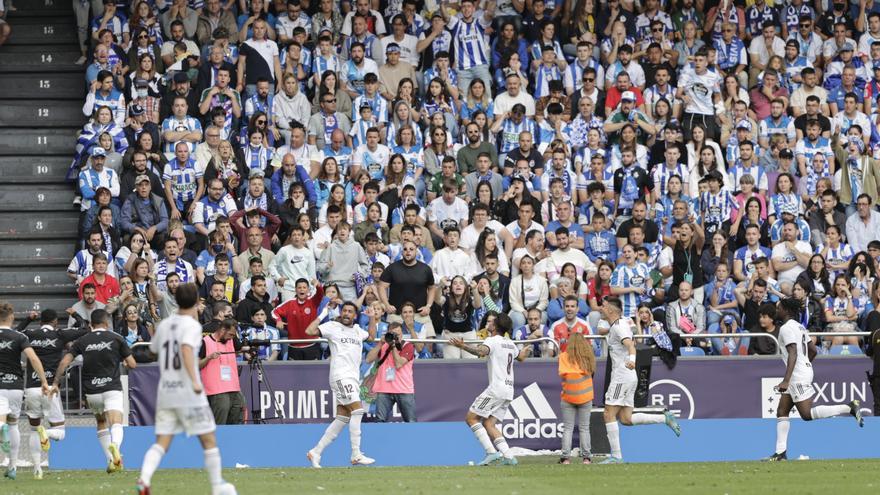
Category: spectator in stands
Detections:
[
  {"x1": 666, "y1": 280, "x2": 706, "y2": 351},
  {"x1": 153, "y1": 237, "x2": 195, "y2": 291},
  {"x1": 91, "y1": 0, "x2": 130, "y2": 47},
  {"x1": 69, "y1": 284, "x2": 105, "y2": 326},
  {"x1": 317, "y1": 221, "x2": 370, "y2": 300},
  {"x1": 120, "y1": 174, "x2": 169, "y2": 247},
  {"x1": 846, "y1": 194, "x2": 880, "y2": 253},
  {"x1": 235, "y1": 275, "x2": 276, "y2": 327},
  {"x1": 748, "y1": 303, "x2": 779, "y2": 355},
  {"x1": 78, "y1": 253, "x2": 121, "y2": 304}
]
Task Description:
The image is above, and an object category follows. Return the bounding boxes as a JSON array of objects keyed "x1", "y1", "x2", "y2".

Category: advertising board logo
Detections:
[
  {"x1": 648, "y1": 379, "x2": 695, "y2": 419},
  {"x1": 502, "y1": 383, "x2": 564, "y2": 439},
  {"x1": 761, "y1": 377, "x2": 872, "y2": 418}
]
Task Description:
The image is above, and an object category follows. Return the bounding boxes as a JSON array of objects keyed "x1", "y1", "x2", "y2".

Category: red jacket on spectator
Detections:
[
  {"x1": 78, "y1": 273, "x2": 121, "y2": 304},
  {"x1": 272, "y1": 286, "x2": 325, "y2": 348}
]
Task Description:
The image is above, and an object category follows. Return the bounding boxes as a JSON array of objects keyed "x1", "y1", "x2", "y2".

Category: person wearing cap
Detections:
[
  {"x1": 493, "y1": 68, "x2": 537, "y2": 119},
  {"x1": 604, "y1": 71, "x2": 645, "y2": 118},
  {"x1": 79, "y1": 147, "x2": 121, "y2": 215},
  {"x1": 828, "y1": 65, "x2": 863, "y2": 116},
  {"x1": 126, "y1": 73, "x2": 161, "y2": 129},
  {"x1": 824, "y1": 41, "x2": 867, "y2": 87},
  {"x1": 120, "y1": 149, "x2": 164, "y2": 205},
  {"x1": 822, "y1": 19, "x2": 857, "y2": 61},
  {"x1": 120, "y1": 173, "x2": 170, "y2": 245},
  {"x1": 748, "y1": 21, "x2": 785, "y2": 88},
  {"x1": 604, "y1": 91, "x2": 655, "y2": 145}
]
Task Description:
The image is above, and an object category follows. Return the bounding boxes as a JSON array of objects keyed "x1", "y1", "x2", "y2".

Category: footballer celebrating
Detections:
[
  {"x1": 765, "y1": 298, "x2": 864, "y2": 461},
  {"x1": 306, "y1": 302, "x2": 378, "y2": 468},
  {"x1": 52, "y1": 309, "x2": 136, "y2": 474},
  {"x1": 137, "y1": 283, "x2": 236, "y2": 495},
  {"x1": 449, "y1": 313, "x2": 530, "y2": 466},
  {"x1": 600, "y1": 297, "x2": 681, "y2": 464},
  {"x1": 19, "y1": 309, "x2": 88, "y2": 479},
  {"x1": 0, "y1": 302, "x2": 51, "y2": 480}
]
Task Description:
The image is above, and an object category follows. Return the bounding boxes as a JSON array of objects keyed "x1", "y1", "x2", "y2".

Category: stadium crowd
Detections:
[{"x1": 60, "y1": 0, "x2": 880, "y2": 361}]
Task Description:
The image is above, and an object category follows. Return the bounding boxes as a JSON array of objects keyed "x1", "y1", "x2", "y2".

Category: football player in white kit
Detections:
[
  {"x1": 136, "y1": 283, "x2": 236, "y2": 495},
  {"x1": 448, "y1": 313, "x2": 530, "y2": 466},
  {"x1": 599, "y1": 297, "x2": 681, "y2": 464},
  {"x1": 764, "y1": 298, "x2": 864, "y2": 462},
  {"x1": 306, "y1": 302, "x2": 378, "y2": 468}
]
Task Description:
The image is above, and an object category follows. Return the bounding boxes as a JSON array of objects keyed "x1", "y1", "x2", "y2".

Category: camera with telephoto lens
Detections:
[{"x1": 384, "y1": 332, "x2": 402, "y2": 350}]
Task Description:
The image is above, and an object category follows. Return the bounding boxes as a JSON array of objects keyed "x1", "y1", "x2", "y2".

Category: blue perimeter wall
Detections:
[{"x1": 51, "y1": 418, "x2": 879, "y2": 469}]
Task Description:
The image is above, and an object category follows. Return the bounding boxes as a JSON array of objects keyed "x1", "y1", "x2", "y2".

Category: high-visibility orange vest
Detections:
[{"x1": 558, "y1": 352, "x2": 594, "y2": 405}]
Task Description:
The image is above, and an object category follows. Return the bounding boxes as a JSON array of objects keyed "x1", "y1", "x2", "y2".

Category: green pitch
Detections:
[{"x1": 5, "y1": 458, "x2": 879, "y2": 494}]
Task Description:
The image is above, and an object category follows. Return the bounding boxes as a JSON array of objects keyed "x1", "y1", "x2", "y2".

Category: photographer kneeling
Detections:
[{"x1": 366, "y1": 322, "x2": 417, "y2": 422}]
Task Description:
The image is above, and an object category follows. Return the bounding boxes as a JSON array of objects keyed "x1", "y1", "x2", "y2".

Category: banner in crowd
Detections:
[{"x1": 128, "y1": 358, "x2": 875, "y2": 449}]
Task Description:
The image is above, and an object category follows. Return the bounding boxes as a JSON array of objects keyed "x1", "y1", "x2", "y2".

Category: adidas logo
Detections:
[{"x1": 502, "y1": 383, "x2": 564, "y2": 440}]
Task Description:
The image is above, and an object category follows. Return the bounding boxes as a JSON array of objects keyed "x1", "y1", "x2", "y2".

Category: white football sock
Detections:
[
  {"x1": 348, "y1": 409, "x2": 365, "y2": 457},
  {"x1": 606, "y1": 421, "x2": 622, "y2": 458},
  {"x1": 139, "y1": 444, "x2": 165, "y2": 485},
  {"x1": 631, "y1": 413, "x2": 665, "y2": 425},
  {"x1": 29, "y1": 428, "x2": 42, "y2": 467},
  {"x1": 775, "y1": 417, "x2": 790, "y2": 454},
  {"x1": 47, "y1": 426, "x2": 65, "y2": 441},
  {"x1": 204, "y1": 447, "x2": 222, "y2": 486},
  {"x1": 470, "y1": 423, "x2": 497, "y2": 454},
  {"x1": 97, "y1": 429, "x2": 112, "y2": 462},
  {"x1": 810, "y1": 405, "x2": 851, "y2": 420},
  {"x1": 492, "y1": 437, "x2": 512, "y2": 458},
  {"x1": 313, "y1": 416, "x2": 349, "y2": 455},
  {"x1": 8, "y1": 425, "x2": 20, "y2": 469},
  {"x1": 110, "y1": 423, "x2": 124, "y2": 448}
]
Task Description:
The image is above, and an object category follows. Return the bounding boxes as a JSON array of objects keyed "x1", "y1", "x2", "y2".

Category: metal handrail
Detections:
[
  {"x1": 807, "y1": 332, "x2": 871, "y2": 338},
  {"x1": 131, "y1": 337, "x2": 561, "y2": 352}
]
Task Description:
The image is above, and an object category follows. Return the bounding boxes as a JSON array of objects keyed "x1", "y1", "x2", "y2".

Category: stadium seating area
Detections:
[{"x1": 1, "y1": 0, "x2": 880, "y2": 361}]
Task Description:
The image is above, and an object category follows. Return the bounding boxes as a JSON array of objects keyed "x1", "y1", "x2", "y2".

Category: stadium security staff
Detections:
[{"x1": 199, "y1": 319, "x2": 245, "y2": 425}]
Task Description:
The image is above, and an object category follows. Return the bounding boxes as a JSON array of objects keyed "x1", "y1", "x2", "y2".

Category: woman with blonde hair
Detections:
[{"x1": 558, "y1": 332, "x2": 595, "y2": 464}]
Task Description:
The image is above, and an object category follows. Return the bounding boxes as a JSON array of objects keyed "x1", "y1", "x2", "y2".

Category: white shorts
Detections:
[
  {"x1": 155, "y1": 406, "x2": 216, "y2": 437},
  {"x1": 784, "y1": 381, "x2": 815, "y2": 403},
  {"x1": 0, "y1": 389, "x2": 24, "y2": 419},
  {"x1": 469, "y1": 391, "x2": 511, "y2": 421},
  {"x1": 604, "y1": 379, "x2": 637, "y2": 408},
  {"x1": 331, "y1": 378, "x2": 361, "y2": 406},
  {"x1": 25, "y1": 388, "x2": 65, "y2": 423},
  {"x1": 86, "y1": 390, "x2": 124, "y2": 416}
]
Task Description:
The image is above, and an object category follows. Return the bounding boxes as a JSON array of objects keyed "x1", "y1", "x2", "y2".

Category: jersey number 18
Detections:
[{"x1": 162, "y1": 339, "x2": 181, "y2": 370}]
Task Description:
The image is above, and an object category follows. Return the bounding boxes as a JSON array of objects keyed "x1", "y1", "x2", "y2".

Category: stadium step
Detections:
[
  {"x1": 0, "y1": 184, "x2": 76, "y2": 212},
  {"x1": 0, "y1": 100, "x2": 84, "y2": 128},
  {"x1": 0, "y1": 128, "x2": 79, "y2": 155},
  {"x1": 0, "y1": 156, "x2": 71, "y2": 183},
  {"x1": 7, "y1": 0, "x2": 74, "y2": 16},
  {"x1": 0, "y1": 73, "x2": 86, "y2": 99},
  {"x1": 2, "y1": 294, "x2": 78, "y2": 318},
  {"x1": 0, "y1": 45, "x2": 83, "y2": 73},
  {"x1": 0, "y1": 240, "x2": 75, "y2": 267},
  {"x1": 6, "y1": 17, "x2": 79, "y2": 45},
  {"x1": 0, "y1": 267, "x2": 75, "y2": 294},
  {"x1": 0, "y1": 211, "x2": 80, "y2": 240}
]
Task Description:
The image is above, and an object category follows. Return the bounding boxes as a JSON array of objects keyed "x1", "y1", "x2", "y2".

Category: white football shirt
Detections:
[
  {"x1": 607, "y1": 317, "x2": 637, "y2": 382},
  {"x1": 483, "y1": 335, "x2": 519, "y2": 400},
  {"x1": 320, "y1": 320, "x2": 370, "y2": 382},
  {"x1": 778, "y1": 319, "x2": 813, "y2": 384},
  {"x1": 151, "y1": 313, "x2": 208, "y2": 409}
]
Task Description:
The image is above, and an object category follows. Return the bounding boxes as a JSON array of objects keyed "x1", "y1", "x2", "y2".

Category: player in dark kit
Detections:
[
  {"x1": 16, "y1": 309, "x2": 89, "y2": 479},
  {"x1": 0, "y1": 301, "x2": 51, "y2": 481},
  {"x1": 52, "y1": 309, "x2": 136, "y2": 474}
]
